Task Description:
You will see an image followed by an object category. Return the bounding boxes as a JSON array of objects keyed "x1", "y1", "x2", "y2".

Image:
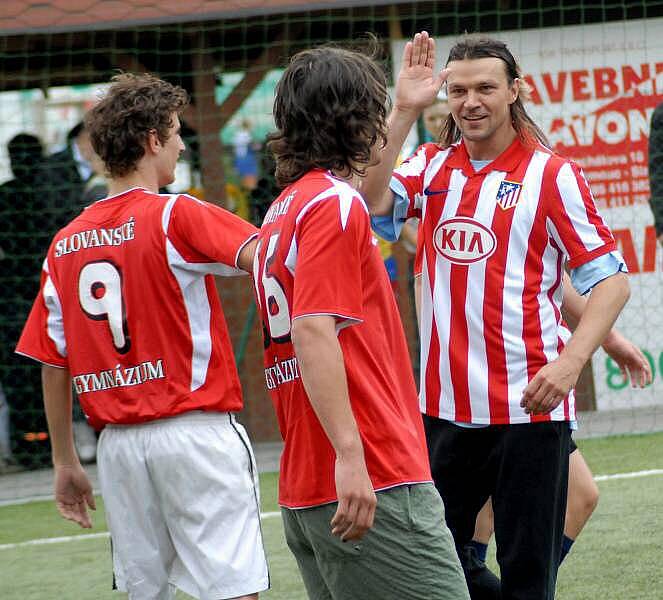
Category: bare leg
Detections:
[
  {"x1": 564, "y1": 449, "x2": 599, "y2": 539},
  {"x1": 473, "y1": 498, "x2": 494, "y2": 544}
]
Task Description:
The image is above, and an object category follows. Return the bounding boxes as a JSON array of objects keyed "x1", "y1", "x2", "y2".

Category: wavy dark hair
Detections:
[
  {"x1": 268, "y1": 41, "x2": 389, "y2": 187},
  {"x1": 85, "y1": 72, "x2": 189, "y2": 178},
  {"x1": 440, "y1": 35, "x2": 549, "y2": 149}
]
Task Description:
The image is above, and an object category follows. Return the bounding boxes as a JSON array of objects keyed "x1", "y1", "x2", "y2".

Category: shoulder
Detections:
[
  {"x1": 168, "y1": 193, "x2": 242, "y2": 225},
  {"x1": 43, "y1": 147, "x2": 74, "y2": 167},
  {"x1": 264, "y1": 172, "x2": 365, "y2": 239},
  {"x1": 169, "y1": 192, "x2": 222, "y2": 212},
  {"x1": 535, "y1": 145, "x2": 579, "y2": 181},
  {"x1": 0, "y1": 179, "x2": 16, "y2": 198},
  {"x1": 405, "y1": 141, "x2": 453, "y2": 164},
  {"x1": 171, "y1": 192, "x2": 202, "y2": 204},
  {"x1": 298, "y1": 173, "x2": 365, "y2": 220},
  {"x1": 167, "y1": 192, "x2": 255, "y2": 237}
]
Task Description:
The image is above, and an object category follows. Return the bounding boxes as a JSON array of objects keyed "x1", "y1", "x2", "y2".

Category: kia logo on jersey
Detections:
[{"x1": 433, "y1": 217, "x2": 497, "y2": 264}]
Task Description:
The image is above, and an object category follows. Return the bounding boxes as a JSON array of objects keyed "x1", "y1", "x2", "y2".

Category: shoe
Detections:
[
  {"x1": 460, "y1": 544, "x2": 502, "y2": 600},
  {"x1": 73, "y1": 421, "x2": 97, "y2": 464},
  {"x1": 0, "y1": 455, "x2": 24, "y2": 475}
]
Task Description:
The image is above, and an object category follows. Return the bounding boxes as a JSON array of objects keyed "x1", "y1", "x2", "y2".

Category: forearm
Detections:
[
  {"x1": 292, "y1": 316, "x2": 364, "y2": 458},
  {"x1": 41, "y1": 365, "x2": 77, "y2": 466},
  {"x1": 361, "y1": 106, "x2": 419, "y2": 216},
  {"x1": 400, "y1": 219, "x2": 418, "y2": 248},
  {"x1": 561, "y1": 271, "x2": 626, "y2": 349},
  {"x1": 560, "y1": 272, "x2": 583, "y2": 329},
  {"x1": 560, "y1": 273, "x2": 630, "y2": 368},
  {"x1": 237, "y1": 238, "x2": 258, "y2": 272}
]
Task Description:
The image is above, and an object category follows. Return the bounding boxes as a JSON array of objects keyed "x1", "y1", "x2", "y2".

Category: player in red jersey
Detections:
[
  {"x1": 361, "y1": 33, "x2": 632, "y2": 599},
  {"x1": 16, "y1": 73, "x2": 268, "y2": 600},
  {"x1": 252, "y1": 42, "x2": 469, "y2": 599}
]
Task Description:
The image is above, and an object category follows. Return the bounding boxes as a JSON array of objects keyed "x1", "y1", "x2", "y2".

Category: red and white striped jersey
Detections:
[
  {"x1": 393, "y1": 138, "x2": 616, "y2": 425},
  {"x1": 17, "y1": 188, "x2": 257, "y2": 429},
  {"x1": 253, "y1": 169, "x2": 431, "y2": 508}
]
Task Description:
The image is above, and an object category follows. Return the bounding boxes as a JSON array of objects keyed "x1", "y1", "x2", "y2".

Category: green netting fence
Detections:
[{"x1": 1, "y1": 0, "x2": 662, "y2": 470}]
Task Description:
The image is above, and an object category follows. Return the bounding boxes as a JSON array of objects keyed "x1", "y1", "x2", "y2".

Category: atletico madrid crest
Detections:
[{"x1": 496, "y1": 180, "x2": 522, "y2": 210}]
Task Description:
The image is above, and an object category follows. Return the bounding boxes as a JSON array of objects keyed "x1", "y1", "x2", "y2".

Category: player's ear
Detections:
[
  {"x1": 509, "y1": 78, "x2": 521, "y2": 105},
  {"x1": 146, "y1": 129, "x2": 161, "y2": 155}
]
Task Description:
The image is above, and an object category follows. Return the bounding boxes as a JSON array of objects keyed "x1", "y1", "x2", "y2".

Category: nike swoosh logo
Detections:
[{"x1": 424, "y1": 188, "x2": 451, "y2": 196}]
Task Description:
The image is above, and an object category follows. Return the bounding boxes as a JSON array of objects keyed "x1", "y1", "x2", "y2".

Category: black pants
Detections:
[{"x1": 424, "y1": 416, "x2": 570, "y2": 600}]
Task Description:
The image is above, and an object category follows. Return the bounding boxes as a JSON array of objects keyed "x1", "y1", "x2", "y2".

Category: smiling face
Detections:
[{"x1": 445, "y1": 57, "x2": 519, "y2": 158}]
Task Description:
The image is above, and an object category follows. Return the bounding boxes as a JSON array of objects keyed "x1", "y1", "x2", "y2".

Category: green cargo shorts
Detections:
[{"x1": 281, "y1": 482, "x2": 470, "y2": 600}]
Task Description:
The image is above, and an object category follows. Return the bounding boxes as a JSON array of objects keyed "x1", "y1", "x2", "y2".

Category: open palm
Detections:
[{"x1": 395, "y1": 31, "x2": 449, "y2": 113}]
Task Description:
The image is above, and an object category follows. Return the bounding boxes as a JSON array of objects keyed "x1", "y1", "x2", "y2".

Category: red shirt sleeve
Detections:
[
  {"x1": 15, "y1": 257, "x2": 69, "y2": 368},
  {"x1": 545, "y1": 160, "x2": 616, "y2": 269},
  {"x1": 167, "y1": 194, "x2": 258, "y2": 270},
  {"x1": 392, "y1": 143, "x2": 440, "y2": 219}
]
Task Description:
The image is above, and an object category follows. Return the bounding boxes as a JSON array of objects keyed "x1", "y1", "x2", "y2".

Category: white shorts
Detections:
[{"x1": 97, "y1": 411, "x2": 269, "y2": 600}]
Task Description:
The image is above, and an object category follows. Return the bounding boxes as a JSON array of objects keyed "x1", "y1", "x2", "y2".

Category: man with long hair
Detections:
[
  {"x1": 252, "y1": 40, "x2": 468, "y2": 599},
  {"x1": 362, "y1": 33, "x2": 631, "y2": 599},
  {"x1": 16, "y1": 73, "x2": 268, "y2": 600}
]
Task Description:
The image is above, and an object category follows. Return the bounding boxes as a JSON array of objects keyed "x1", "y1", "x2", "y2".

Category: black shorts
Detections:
[{"x1": 569, "y1": 435, "x2": 577, "y2": 455}]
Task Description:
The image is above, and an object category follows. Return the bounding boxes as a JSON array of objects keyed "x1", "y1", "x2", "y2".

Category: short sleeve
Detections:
[
  {"x1": 369, "y1": 182, "x2": 409, "y2": 242},
  {"x1": 547, "y1": 162, "x2": 616, "y2": 269},
  {"x1": 372, "y1": 143, "x2": 448, "y2": 242},
  {"x1": 167, "y1": 195, "x2": 258, "y2": 274},
  {"x1": 570, "y1": 251, "x2": 628, "y2": 295},
  {"x1": 15, "y1": 258, "x2": 68, "y2": 368},
  {"x1": 292, "y1": 195, "x2": 367, "y2": 325},
  {"x1": 392, "y1": 144, "x2": 431, "y2": 218}
]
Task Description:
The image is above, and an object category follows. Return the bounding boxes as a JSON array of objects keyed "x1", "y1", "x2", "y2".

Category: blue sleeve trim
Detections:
[
  {"x1": 452, "y1": 421, "x2": 490, "y2": 429},
  {"x1": 570, "y1": 251, "x2": 628, "y2": 295},
  {"x1": 369, "y1": 177, "x2": 410, "y2": 242}
]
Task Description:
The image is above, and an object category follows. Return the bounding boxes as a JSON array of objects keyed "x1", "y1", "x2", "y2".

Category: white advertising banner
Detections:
[{"x1": 392, "y1": 18, "x2": 663, "y2": 410}]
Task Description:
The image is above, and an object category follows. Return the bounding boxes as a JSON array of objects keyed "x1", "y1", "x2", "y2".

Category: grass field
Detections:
[{"x1": 1, "y1": 433, "x2": 662, "y2": 599}]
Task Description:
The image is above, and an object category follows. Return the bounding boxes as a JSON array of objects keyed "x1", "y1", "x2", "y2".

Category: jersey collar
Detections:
[
  {"x1": 445, "y1": 136, "x2": 532, "y2": 176},
  {"x1": 95, "y1": 186, "x2": 150, "y2": 204}
]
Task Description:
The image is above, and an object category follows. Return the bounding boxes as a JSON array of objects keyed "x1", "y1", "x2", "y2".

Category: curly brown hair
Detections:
[
  {"x1": 440, "y1": 35, "x2": 550, "y2": 150},
  {"x1": 85, "y1": 73, "x2": 189, "y2": 178},
  {"x1": 268, "y1": 42, "x2": 389, "y2": 188}
]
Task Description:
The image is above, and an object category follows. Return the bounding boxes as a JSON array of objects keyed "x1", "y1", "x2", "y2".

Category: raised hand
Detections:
[{"x1": 395, "y1": 31, "x2": 449, "y2": 114}]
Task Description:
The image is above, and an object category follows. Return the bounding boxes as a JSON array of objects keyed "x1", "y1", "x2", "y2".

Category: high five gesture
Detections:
[
  {"x1": 395, "y1": 31, "x2": 448, "y2": 114},
  {"x1": 361, "y1": 31, "x2": 448, "y2": 214}
]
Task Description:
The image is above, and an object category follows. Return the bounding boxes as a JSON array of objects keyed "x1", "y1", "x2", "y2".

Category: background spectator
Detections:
[
  {"x1": 39, "y1": 122, "x2": 94, "y2": 228},
  {"x1": 0, "y1": 133, "x2": 47, "y2": 469},
  {"x1": 233, "y1": 118, "x2": 259, "y2": 191}
]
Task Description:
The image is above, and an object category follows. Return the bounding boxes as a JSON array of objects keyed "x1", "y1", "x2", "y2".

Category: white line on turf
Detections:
[
  {"x1": 3, "y1": 468, "x2": 663, "y2": 551},
  {"x1": 0, "y1": 511, "x2": 281, "y2": 551},
  {"x1": 592, "y1": 468, "x2": 663, "y2": 481},
  {"x1": 0, "y1": 532, "x2": 110, "y2": 550}
]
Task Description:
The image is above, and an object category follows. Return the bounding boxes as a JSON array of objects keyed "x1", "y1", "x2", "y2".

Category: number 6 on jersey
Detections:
[
  {"x1": 78, "y1": 260, "x2": 131, "y2": 354},
  {"x1": 253, "y1": 233, "x2": 292, "y2": 342}
]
